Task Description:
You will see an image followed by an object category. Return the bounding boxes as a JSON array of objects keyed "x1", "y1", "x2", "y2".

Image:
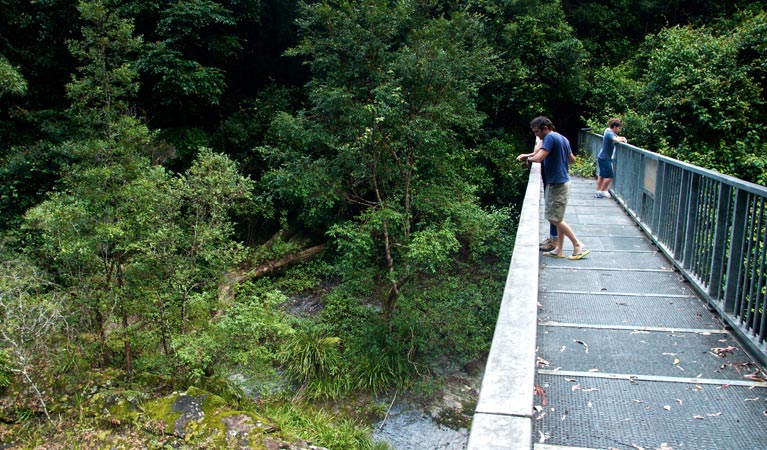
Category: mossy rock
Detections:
[{"x1": 143, "y1": 386, "x2": 275, "y2": 447}]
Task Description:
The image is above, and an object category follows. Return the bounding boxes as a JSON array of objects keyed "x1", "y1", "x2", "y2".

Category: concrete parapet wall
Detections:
[{"x1": 466, "y1": 163, "x2": 541, "y2": 450}]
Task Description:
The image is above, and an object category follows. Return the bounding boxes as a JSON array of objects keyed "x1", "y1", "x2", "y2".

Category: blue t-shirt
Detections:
[
  {"x1": 540, "y1": 131, "x2": 571, "y2": 185},
  {"x1": 598, "y1": 128, "x2": 617, "y2": 160}
]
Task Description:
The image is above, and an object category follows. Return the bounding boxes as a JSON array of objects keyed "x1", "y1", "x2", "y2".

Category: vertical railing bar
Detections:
[
  {"x1": 655, "y1": 163, "x2": 667, "y2": 243},
  {"x1": 695, "y1": 178, "x2": 713, "y2": 288},
  {"x1": 674, "y1": 171, "x2": 691, "y2": 259},
  {"x1": 651, "y1": 160, "x2": 665, "y2": 236},
  {"x1": 634, "y1": 153, "x2": 643, "y2": 218},
  {"x1": 743, "y1": 194, "x2": 758, "y2": 327},
  {"x1": 703, "y1": 178, "x2": 716, "y2": 284},
  {"x1": 748, "y1": 197, "x2": 765, "y2": 333},
  {"x1": 724, "y1": 189, "x2": 748, "y2": 314},
  {"x1": 708, "y1": 183, "x2": 731, "y2": 301},
  {"x1": 683, "y1": 173, "x2": 700, "y2": 271}
]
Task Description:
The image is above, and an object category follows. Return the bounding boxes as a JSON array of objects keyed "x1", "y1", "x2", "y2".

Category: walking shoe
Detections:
[
  {"x1": 539, "y1": 237, "x2": 556, "y2": 252},
  {"x1": 602, "y1": 191, "x2": 612, "y2": 199},
  {"x1": 593, "y1": 192, "x2": 604, "y2": 198}
]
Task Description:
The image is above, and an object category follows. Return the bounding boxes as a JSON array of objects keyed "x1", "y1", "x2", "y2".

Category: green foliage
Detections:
[
  {"x1": 472, "y1": 0, "x2": 589, "y2": 129},
  {"x1": 279, "y1": 329, "x2": 344, "y2": 399},
  {"x1": 267, "y1": 0, "x2": 503, "y2": 319},
  {"x1": 0, "y1": 349, "x2": 11, "y2": 389},
  {"x1": 570, "y1": 151, "x2": 597, "y2": 178},
  {"x1": 584, "y1": 14, "x2": 767, "y2": 185},
  {"x1": 266, "y1": 402, "x2": 388, "y2": 450},
  {"x1": 0, "y1": 56, "x2": 27, "y2": 97}
]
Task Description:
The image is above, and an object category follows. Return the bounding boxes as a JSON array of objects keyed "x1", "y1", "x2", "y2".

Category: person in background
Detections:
[
  {"x1": 518, "y1": 116, "x2": 589, "y2": 260},
  {"x1": 595, "y1": 118, "x2": 627, "y2": 199}
]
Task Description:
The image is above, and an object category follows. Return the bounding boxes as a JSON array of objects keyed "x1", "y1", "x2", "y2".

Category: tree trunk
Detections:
[{"x1": 218, "y1": 243, "x2": 327, "y2": 302}]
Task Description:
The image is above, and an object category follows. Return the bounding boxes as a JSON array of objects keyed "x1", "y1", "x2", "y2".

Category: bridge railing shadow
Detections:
[{"x1": 580, "y1": 129, "x2": 767, "y2": 366}]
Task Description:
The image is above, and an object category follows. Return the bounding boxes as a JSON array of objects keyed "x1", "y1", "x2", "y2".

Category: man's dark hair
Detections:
[
  {"x1": 608, "y1": 118, "x2": 622, "y2": 129},
  {"x1": 531, "y1": 116, "x2": 554, "y2": 131}
]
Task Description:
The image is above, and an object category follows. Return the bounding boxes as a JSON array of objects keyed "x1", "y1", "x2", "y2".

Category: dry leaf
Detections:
[
  {"x1": 663, "y1": 405, "x2": 671, "y2": 411},
  {"x1": 632, "y1": 399, "x2": 644, "y2": 404},
  {"x1": 588, "y1": 368, "x2": 600, "y2": 372},
  {"x1": 539, "y1": 430, "x2": 546, "y2": 443},
  {"x1": 744, "y1": 373, "x2": 767, "y2": 382},
  {"x1": 565, "y1": 378, "x2": 577, "y2": 382},
  {"x1": 676, "y1": 399, "x2": 683, "y2": 405},
  {"x1": 588, "y1": 400, "x2": 593, "y2": 408},
  {"x1": 744, "y1": 397, "x2": 760, "y2": 401},
  {"x1": 693, "y1": 415, "x2": 704, "y2": 419},
  {"x1": 673, "y1": 358, "x2": 680, "y2": 365},
  {"x1": 534, "y1": 385, "x2": 547, "y2": 406},
  {"x1": 711, "y1": 346, "x2": 736, "y2": 356},
  {"x1": 582, "y1": 388, "x2": 599, "y2": 392},
  {"x1": 631, "y1": 444, "x2": 645, "y2": 450},
  {"x1": 573, "y1": 339, "x2": 589, "y2": 353},
  {"x1": 707, "y1": 412, "x2": 722, "y2": 417},
  {"x1": 572, "y1": 384, "x2": 581, "y2": 392},
  {"x1": 560, "y1": 345, "x2": 567, "y2": 352},
  {"x1": 662, "y1": 352, "x2": 677, "y2": 356}
]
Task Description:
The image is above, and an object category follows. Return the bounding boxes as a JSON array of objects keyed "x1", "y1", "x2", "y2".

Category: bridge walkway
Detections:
[{"x1": 532, "y1": 176, "x2": 767, "y2": 450}]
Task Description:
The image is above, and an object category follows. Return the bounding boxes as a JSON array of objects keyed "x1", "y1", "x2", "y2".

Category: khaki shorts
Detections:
[{"x1": 545, "y1": 181, "x2": 571, "y2": 223}]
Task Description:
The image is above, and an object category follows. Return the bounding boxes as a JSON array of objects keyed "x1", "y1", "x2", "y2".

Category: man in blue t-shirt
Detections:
[
  {"x1": 519, "y1": 116, "x2": 589, "y2": 260},
  {"x1": 595, "y1": 118, "x2": 628, "y2": 198}
]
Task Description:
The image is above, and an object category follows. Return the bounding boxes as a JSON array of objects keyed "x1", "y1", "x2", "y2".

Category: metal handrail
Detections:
[{"x1": 580, "y1": 129, "x2": 767, "y2": 365}]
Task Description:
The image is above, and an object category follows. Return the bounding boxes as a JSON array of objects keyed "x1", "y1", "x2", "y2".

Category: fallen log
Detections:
[{"x1": 218, "y1": 243, "x2": 327, "y2": 302}]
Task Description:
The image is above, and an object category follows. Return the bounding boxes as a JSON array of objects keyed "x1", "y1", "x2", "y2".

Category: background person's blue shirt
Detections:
[
  {"x1": 541, "y1": 131, "x2": 571, "y2": 185},
  {"x1": 598, "y1": 128, "x2": 617, "y2": 160}
]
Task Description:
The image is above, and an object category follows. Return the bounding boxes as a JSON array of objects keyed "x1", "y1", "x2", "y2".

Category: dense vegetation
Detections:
[{"x1": 1, "y1": 0, "x2": 766, "y2": 448}]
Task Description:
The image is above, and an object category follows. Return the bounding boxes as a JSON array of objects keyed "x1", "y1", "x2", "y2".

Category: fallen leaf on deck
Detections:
[
  {"x1": 588, "y1": 400, "x2": 593, "y2": 407},
  {"x1": 573, "y1": 339, "x2": 589, "y2": 353},
  {"x1": 632, "y1": 399, "x2": 644, "y2": 404},
  {"x1": 673, "y1": 358, "x2": 680, "y2": 365},
  {"x1": 662, "y1": 352, "x2": 677, "y2": 356},
  {"x1": 663, "y1": 405, "x2": 671, "y2": 411},
  {"x1": 560, "y1": 345, "x2": 567, "y2": 352},
  {"x1": 693, "y1": 415, "x2": 704, "y2": 419},
  {"x1": 539, "y1": 431, "x2": 546, "y2": 443},
  {"x1": 707, "y1": 412, "x2": 722, "y2": 417},
  {"x1": 589, "y1": 368, "x2": 600, "y2": 372},
  {"x1": 744, "y1": 397, "x2": 760, "y2": 401},
  {"x1": 711, "y1": 346, "x2": 736, "y2": 356},
  {"x1": 565, "y1": 378, "x2": 577, "y2": 382},
  {"x1": 572, "y1": 384, "x2": 581, "y2": 392},
  {"x1": 582, "y1": 388, "x2": 599, "y2": 392},
  {"x1": 676, "y1": 399, "x2": 683, "y2": 405},
  {"x1": 744, "y1": 373, "x2": 767, "y2": 382},
  {"x1": 631, "y1": 330, "x2": 650, "y2": 334},
  {"x1": 534, "y1": 385, "x2": 547, "y2": 406},
  {"x1": 536, "y1": 357, "x2": 550, "y2": 367},
  {"x1": 630, "y1": 444, "x2": 645, "y2": 450}
]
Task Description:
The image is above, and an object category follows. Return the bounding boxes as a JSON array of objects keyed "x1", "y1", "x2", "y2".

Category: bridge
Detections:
[{"x1": 467, "y1": 130, "x2": 767, "y2": 450}]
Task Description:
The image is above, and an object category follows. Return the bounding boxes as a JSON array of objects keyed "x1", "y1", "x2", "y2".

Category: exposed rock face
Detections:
[
  {"x1": 158, "y1": 388, "x2": 328, "y2": 450},
  {"x1": 171, "y1": 392, "x2": 207, "y2": 437}
]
